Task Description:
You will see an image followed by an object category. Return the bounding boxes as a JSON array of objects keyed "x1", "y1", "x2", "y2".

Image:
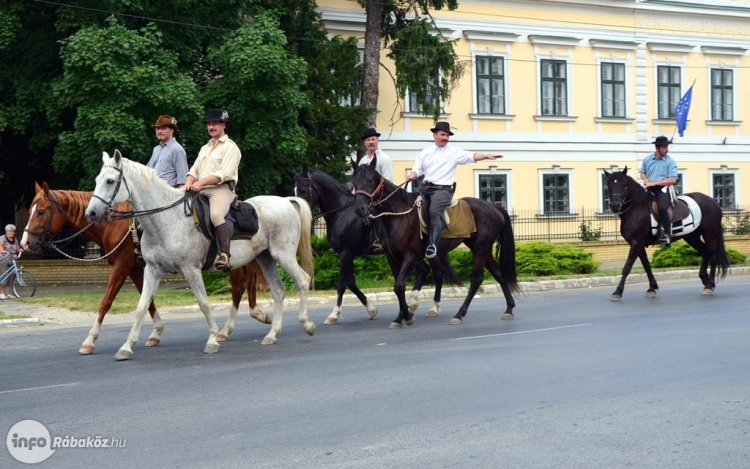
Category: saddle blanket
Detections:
[
  {"x1": 417, "y1": 196, "x2": 477, "y2": 239},
  {"x1": 651, "y1": 194, "x2": 702, "y2": 237}
]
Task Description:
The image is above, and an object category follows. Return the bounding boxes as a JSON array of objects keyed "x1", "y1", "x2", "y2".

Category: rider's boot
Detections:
[
  {"x1": 425, "y1": 225, "x2": 441, "y2": 259},
  {"x1": 214, "y1": 223, "x2": 232, "y2": 272}
]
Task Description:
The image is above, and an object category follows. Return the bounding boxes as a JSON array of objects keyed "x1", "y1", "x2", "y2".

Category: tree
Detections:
[{"x1": 357, "y1": 0, "x2": 463, "y2": 126}]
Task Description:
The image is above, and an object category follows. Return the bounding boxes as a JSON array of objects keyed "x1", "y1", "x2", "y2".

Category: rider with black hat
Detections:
[
  {"x1": 184, "y1": 109, "x2": 242, "y2": 271},
  {"x1": 406, "y1": 122, "x2": 504, "y2": 259},
  {"x1": 358, "y1": 127, "x2": 393, "y2": 182},
  {"x1": 640, "y1": 135, "x2": 679, "y2": 245}
]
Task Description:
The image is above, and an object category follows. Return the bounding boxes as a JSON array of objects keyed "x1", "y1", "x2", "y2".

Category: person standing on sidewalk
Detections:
[{"x1": 0, "y1": 224, "x2": 22, "y2": 299}]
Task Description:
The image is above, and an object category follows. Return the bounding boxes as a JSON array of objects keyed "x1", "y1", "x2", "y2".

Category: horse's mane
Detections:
[
  {"x1": 121, "y1": 158, "x2": 161, "y2": 187},
  {"x1": 309, "y1": 169, "x2": 352, "y2": 197},
  {"x1": 35, "y1": 188, "x2": 130, "y2": 227},
  {"x1": 622, "y1": 171, "x2": 649, "y2": 204}
]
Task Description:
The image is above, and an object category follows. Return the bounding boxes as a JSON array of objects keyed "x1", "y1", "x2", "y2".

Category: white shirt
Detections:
[
  {"x1": 411, "y1": 144, "x2": 474, "y2": 185},
  {"x1": 359, "y1": 149, "x2": 393, "y2": 182}
]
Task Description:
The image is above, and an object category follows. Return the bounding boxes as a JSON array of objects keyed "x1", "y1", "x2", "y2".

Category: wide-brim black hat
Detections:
[
  {"x1": 430, "y1": 121, "x2": 454, "y2": 136},
  {"x1": 362, "y1": 127, "x2": 381, "y2": 140},
  {"x1": 204, "y1": 109, "x2": 229, "y2": 123},
  {"x1": 652, "y1": 135, "x2": 672, "y2": 146}
]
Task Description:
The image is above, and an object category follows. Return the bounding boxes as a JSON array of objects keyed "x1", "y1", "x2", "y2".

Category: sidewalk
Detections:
[{"x1": 2, "y1": 266, "x2": 750, "y2": 329}]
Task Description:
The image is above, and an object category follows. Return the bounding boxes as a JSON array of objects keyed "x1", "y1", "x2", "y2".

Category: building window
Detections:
[
  {"x1": 713, "y1": 173, "x2": 735, "y2": 210},
  {"x1": 601, "y1": 62, "x2": 625, "y2": 118},
  {"x1": 478, "y1": 173, "x2": 508, "y2": 207},
  {"x1": 540, "y1": 59, "x2": 567, "y2": 116},
  {"x1": 543, "y1": 173, "x2": 570, "y2": 214},
  {"x1": 476, "y1": 56, "x2": 505, "y2": 115},
  {"x1": 674, "y1": 172, "x2": 683, "y2": 195},
  {"x1": 657, "y1": 65, "x2": 681, "y2": 119},
  {"x1": 339, "y1": 48, "x2": 364, "y2": 107},
  {"x1": 711, "y1": 69, "x2": 733, "y2": 121}
]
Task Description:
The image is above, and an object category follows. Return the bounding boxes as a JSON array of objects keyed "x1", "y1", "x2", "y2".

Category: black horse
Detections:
[
  {"x1": 351, "y1": 160, "x2": 521, "y2": 327},
  {"x1": 293, "y1": 166, "x2": 435, "y2": 324},
  {"x1": 605, "y1": 167, "x2": 729, "y2": 300}
]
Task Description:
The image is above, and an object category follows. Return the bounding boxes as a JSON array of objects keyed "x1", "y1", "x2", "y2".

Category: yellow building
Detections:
[{"x1": 319, "y1": 0, "x2": 750, "y2": 223}]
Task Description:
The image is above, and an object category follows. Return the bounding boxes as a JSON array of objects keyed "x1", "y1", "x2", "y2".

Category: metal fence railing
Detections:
[{"x1": 312, "y1": 205, "x2": 750, "y2": 243}]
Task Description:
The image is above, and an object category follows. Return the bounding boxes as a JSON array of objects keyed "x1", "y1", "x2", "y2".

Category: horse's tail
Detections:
[
  {"x1": 494, "y1": 205, "x2": 521, "y2": 295},
  {"x1": 287, "y1": 196, "x2": 315, "y2": 289},
  {"x1": 716, "y1": 227, "x2": 730, "y2": 279}
]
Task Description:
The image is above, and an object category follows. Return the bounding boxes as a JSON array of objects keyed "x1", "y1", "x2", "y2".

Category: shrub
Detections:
[
  {"x1": 579, "y1": 221, "x2": 602, "y2": 241},
  {"x1": 515, "y1": 241, "x2": 599, "y2": 276},
  {"x1": 651, "y1": 240, "x2": 747, "y2": 268}
]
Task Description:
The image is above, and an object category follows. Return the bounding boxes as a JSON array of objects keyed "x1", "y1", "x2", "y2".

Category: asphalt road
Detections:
[{"x1": 1, "y1": 277, "x2": 749, "y2": 468}]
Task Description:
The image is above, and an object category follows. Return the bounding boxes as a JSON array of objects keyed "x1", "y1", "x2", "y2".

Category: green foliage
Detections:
[
  {"x1": 651, "y1": 240, "x2": 746, "y2": 268},
  {"x1": 515, "y1": 241, "x2": 600, "y2": 277},
  {"x1": 202, "y1": 270, "x2": 231, "y2": 296},
  {"x1": 579, "y1": 221, "x2": 602, "y2": 242},
  {"x1": 311, "y1": 236, "x2": 392, "y2": 290},
  {"x1": 731, "y1": 213, "x2": 750, "y2": 235}
]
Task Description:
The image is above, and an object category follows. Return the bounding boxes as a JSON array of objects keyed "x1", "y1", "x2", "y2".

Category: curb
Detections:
[{"x1": 0, "y1": 317, "x2": 43, "y2": 328}]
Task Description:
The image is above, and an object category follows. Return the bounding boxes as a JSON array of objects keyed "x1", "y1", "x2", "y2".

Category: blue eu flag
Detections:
[{"x1": 674, "y1": 84, "x2": 693, "y2": 137}]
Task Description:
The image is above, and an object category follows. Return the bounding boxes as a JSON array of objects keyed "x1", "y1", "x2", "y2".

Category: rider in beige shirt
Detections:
[{"x1": 184, "y1": 109, "x2": 241, "y2": 271}]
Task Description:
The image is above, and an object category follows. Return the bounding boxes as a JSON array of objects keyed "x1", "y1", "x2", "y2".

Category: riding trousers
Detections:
[
  {"x1": 419, "y1": 183, "x2": 453, "y2": 232},
  {"x1": 648, "y1": 186, "x2": 673, "y2": 234},
  {"x1": 201, "y1": 183, "x2": 236, "y2": 226}
]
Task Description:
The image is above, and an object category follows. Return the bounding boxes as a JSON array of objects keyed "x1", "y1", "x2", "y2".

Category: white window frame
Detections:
[
  {"x1": 538, "y1": 167, "x2": 575, "y2": 214},
  {"x1": 474, "y1": 168, "x2": 512, "y2": 214}
]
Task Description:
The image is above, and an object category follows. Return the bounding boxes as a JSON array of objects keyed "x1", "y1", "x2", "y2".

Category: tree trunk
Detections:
[{"x1": 362, "y1": 0, "x2": 384, "y2": 127}]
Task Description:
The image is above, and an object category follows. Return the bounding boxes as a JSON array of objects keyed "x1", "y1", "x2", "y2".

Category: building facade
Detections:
[{"x1": 319, "y1": 0, "x2": 750, "y2": 226}]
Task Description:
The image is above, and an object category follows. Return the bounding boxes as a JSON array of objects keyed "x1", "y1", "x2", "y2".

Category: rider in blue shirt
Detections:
[{"x1": 639, "y1": 136, "x2": 679, "y2": 245}]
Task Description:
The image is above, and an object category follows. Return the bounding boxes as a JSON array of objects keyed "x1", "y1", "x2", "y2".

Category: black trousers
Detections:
[
  {"x1": 419, "y1": 184, "x2": 452, "y2": 233},
  {"x1": 648, "y1": 187, "x2": 672, "y2": 234}
]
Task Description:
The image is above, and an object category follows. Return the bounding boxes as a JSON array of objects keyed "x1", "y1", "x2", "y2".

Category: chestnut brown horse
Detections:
[{"x1": 21, "y1": 182, "x2": 269, "y2": 355}]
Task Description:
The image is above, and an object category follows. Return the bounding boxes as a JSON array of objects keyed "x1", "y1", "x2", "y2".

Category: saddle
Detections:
[
  {"x1": 649, "y1": 194, "x2": 702, "y2": 238},
  {"x1": 416, "y1": 196, "x2": 477, "y2": 239},
  {"x1": 190, "y1": 193, "x2": 260, "y2": 270}
]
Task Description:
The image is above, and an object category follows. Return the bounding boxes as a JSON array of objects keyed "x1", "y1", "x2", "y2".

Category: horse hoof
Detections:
[
  {"x1": 302, "y1": 321, "x2": 316, "y2": 336},
  {"x1": 367, "y1": 308, "x2": 378, "y2": 320},
  {"x1": 450, "y1": 318, "x2": 462, "y2": 325},
  {"x1": 389, "y1": 322, "x2": 402, "y2": 329},
  {"x1": 216, "y1": 334, "x2": 229, "y2": 343},
  {"x1": 501, "y1": 313, "x2": 514, "y2": 321},
  {"x1": 250, "y1": 312, "x2": 272, "y2": 325},
  {"x1": 145, "y1": 338, "x2": 161, "y2": 347},
  {"x1": 323, "y1": 317, "x2": 338, "y2": 325},
  {"x1": 702, "y1": 288, "x2": 715, "y2": 296},
  {"x1": 261, "y1": 336, "x2": 277, "y2": 345},
  {"x1": 203, "y1": 343, "x2": 220, "y2": 354},
  {"x1": 645, "y1": 291, "x2": 657, "y2": 298},
  {"x1": 78, "y1": 346, "x2": 95, "y2": 355},
  {"x1": 114, "y1": 349, "x2": 132, "y2": 361},
  {"x1": 610, "y1": 295, "x2": 622, "y2": 302},
  {"x1": 405, "y1": 315, "x2": 416, "y2": 326}
]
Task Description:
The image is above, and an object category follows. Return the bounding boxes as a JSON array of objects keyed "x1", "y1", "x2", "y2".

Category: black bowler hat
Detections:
[
  {"x1": 430, "y1": 121, "x2": 454, "y2": 136},
  {"x1": 204, "y1": 109, "x2": 229, "y2": 123},
  {"x1": 362, "y1": 127, "x2": 381, "y2": 140},
  {"x1": 652, "y1": 135, "x2": 671, "y2": 146}
]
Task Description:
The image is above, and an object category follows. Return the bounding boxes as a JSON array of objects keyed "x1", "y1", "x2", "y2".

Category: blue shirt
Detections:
[
  {"x1": 639, "y1": 152, "x2": 678, "y2": 182},
  {"x1": 147, "y1": 138, "x2": 189, "y2": 187}
]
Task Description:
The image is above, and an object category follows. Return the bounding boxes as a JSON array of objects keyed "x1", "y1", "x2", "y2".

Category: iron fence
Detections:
[{"x1": 312, "y1": 206, "x2": 750, "y2": 243}]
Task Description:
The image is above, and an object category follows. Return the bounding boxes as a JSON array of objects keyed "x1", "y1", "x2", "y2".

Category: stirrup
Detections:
[
  {"x1": 371, "y1": 241, "x2": 384, "y2": 253},
  {"x1": 214, "y1": 252, "x2": 232, "y2": 272},
  {"x1": 658, "y1": 234, "x2": 671, "y2": 246},
  {"x1": 425, "y1": 244, "x2": 437, "y2": 259}
]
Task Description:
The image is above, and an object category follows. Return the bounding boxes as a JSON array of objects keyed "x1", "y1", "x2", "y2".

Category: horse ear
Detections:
[
  {"x1": 302, "y1": 164, "x2": 309, "y2": 177},
  {"x1": 603, "y1": 169, "x2": 610, "y2": 177},
  {"x1": 113, "y1": 149, "x2": 123, "y2": 164},
  {"x1": 42, "y1": 182, "x2": 50, "y2": 195},
  {"x1": 102, "y1": 151, "x2": 111, "y2": 164},
  {"x1": 369, "y1": 154, "x2": 378, "y2": 169},
  {"x1": 35, "y1": 182, "x2": 43, "y2": 193},
  {"x1": 623, "y1": 166, "x2": 628, "y2": 176},
  {"x1": 349, "y1": 157, "x2": 358, "y2": 172}
]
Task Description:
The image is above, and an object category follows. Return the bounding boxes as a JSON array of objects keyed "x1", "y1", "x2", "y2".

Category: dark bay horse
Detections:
[
  {"x1": 293, "y1": 166, "x2": 435, "y2": 324},
  {"x1": 605, "y1": 167, "x2": 729, "y2": 300},
  {"x1": 351, "y1": 161, "x2": 521, "y2": 327},
  {"x1": 21, "y1": 182, "x2": 269, "y2": 355}
]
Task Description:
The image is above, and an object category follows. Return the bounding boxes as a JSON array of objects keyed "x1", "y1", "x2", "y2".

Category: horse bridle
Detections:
[
  {"x1": 608, "y1": 181, "x2": 635, "y2": 215},
  {"x1": 352, "y1": 175, "x2": 386, "y2": 209},
  {"x1": 23, "y1": 191, "x2": 67, "y2": 242},
  {"x1": 93, "y1": 162, "x2": 188, "y2": 220}
]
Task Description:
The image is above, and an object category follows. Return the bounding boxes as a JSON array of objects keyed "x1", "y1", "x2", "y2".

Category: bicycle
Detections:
[{"x1": 0, "y1": 253, "x2": 37, "y2": 298}]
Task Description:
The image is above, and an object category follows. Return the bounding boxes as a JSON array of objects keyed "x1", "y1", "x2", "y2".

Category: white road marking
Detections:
[
  {"x1": 454, "y1": 323, "x2": 591, "y2": 341},
  {"x1": 0, "y1": 382, "x2": 81, "y2": 394}
]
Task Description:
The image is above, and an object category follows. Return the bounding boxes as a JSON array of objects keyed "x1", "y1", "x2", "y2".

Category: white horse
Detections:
[{"x1": 85, "y1": 150, "x2": 315, "y2": 360}]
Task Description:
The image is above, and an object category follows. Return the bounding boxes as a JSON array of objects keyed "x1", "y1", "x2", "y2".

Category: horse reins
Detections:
[{"x1": 298, "y1": 177, "x2": 354, "y2": 221}]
